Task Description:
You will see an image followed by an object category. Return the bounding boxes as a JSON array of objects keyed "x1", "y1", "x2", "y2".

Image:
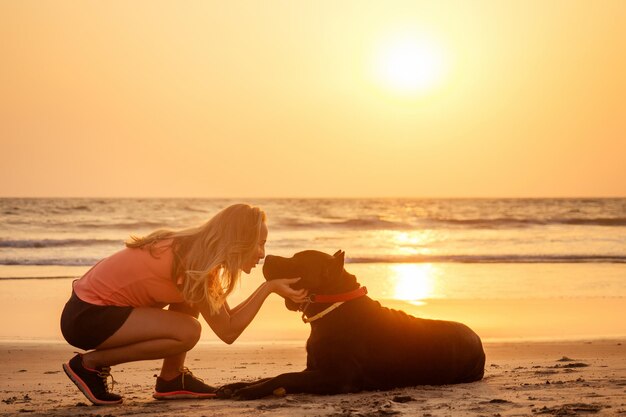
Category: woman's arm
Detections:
[{"x1": 199, "y1": 278, "x2": 305, "y2": 344}]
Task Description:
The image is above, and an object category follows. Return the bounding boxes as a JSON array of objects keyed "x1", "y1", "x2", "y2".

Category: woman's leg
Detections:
[
  {"x1": 160, "y1": 302, "x2": 201, "y2": 379},
  {"x1": 82, "y1": 307, "x2": 201, "y2": 370}
]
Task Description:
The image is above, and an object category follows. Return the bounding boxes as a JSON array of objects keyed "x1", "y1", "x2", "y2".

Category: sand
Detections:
[
  {"x1": 2, "y1": 276, "x2": 625, "y2": 343},
  {"x1": 1, "y1": 339, "x2": 624, "y2": 417}
]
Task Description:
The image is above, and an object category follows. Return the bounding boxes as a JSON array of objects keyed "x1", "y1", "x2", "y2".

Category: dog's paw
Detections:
[
  {"x1": 215, "y1": 387, "x2": 233, "y2": 399},
  {"x1": 216, "y1": 382, "x2": 252, "y2": 399},
  {"x1": 231, "y1": 387, "x2": 260, "y2": 400}
]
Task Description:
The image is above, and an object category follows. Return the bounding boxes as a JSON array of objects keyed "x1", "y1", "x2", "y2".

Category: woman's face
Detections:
[{"x1": 242, "y1": 221, "x2": 268, "y2": 274}]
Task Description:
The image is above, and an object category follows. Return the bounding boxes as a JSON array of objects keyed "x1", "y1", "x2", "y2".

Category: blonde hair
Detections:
[{"x1": 126, "y1": 204, "x2": 266, "y2": 314}]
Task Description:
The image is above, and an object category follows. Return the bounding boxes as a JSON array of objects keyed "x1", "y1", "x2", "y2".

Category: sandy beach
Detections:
[
  {"x1": 1, "y1": 339, "x2": 624, "y2": 417},
  {"x1": 2, "y1": 266, "x2": 625, "y2": 416},
  {"x1": 2, "y1": 271, "x2": 625, "y2": 344}
]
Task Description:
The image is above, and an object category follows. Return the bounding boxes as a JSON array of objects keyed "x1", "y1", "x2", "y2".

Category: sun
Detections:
[{"x1": 372, "y1": 34, "x2": 449, "y2": 96}]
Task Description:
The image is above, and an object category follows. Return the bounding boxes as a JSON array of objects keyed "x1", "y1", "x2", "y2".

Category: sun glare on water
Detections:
[
  {"x1": 392, "y1": 264, "x2": 437, "y2": 305},
  {"x1": 372, "y1": 32, "x2": 449, "y2": 97}
]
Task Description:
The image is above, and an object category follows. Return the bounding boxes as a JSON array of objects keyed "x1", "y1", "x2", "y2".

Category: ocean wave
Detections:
[
  {"x1": 277, "y1": 217, "x2": 412, "y2": 230},
  {"x1": 0, "y1": 239, "x2": 121, "y2": 249},
  {"x1": 428, "y1": 217, "x2": 626, "y2": 228},
  {"x1": 273, "y1": 216, "x2": 626, "y2": 231},
  {"x1": 346, "y1": 254, "x2": 626, "y2": 264},
  {"x1": 1, "y1": 219, "x2": 169, "y2": 230},
  {"x1": 179, "y1": 205, "x2": 210, "y2": 213},
  {"x1": 67, "y1": 205, "x2": 91, "y2": 211},
  {"x1": 2, "y1": 254, "x2": 625, "y2": 267},
  {"x1": 75, "y1": 221, "x2": 167, "y2": 229},
  {"x1": 0, "y1": 276, "x2": 78, "y2": 280},
  {"x1": 0, "y1": 258, "x2": 99, "y2": 266},
  {"x1": 558, "y1": 218, "x2": 626, "y2": 226}
]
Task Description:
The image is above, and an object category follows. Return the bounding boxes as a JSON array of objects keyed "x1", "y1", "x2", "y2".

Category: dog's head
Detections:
[{"x1": 263, "y1": 249, "x2": 354, "y2": 311}]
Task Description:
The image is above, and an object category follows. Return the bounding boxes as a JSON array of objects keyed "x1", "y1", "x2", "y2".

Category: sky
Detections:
[{"x1": 1, "y1": 0, "x2": 625, "y2": 198}]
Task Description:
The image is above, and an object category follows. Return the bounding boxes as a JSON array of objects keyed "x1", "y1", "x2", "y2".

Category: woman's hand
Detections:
[
  {"x1": 201, "y1": 278, "x2": 307, "y2": 345},
  {"x1": 268, "y1": 278, "x2": 308, "y2": 303}
]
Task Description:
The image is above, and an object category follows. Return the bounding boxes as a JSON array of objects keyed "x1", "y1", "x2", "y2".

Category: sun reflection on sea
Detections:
[
  {"x1": 388, "y1": 230, "x2": 435, "y2": 257},
  {"x1": 391, "y1": 263, "x2": 438, "y2": 305}
]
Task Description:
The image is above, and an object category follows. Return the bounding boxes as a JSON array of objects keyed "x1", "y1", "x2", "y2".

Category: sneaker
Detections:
[
  {"x1": 62, "y1": 353, "x2": 123, "y2": 405},
  {"x1": 153, "y1": 367, "x2": 217, "y2": 400}
]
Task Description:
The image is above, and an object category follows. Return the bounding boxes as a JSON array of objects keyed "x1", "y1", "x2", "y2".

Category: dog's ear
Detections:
[{"x1": 329, "y1": 250, "x2": 345, "y2": 276}]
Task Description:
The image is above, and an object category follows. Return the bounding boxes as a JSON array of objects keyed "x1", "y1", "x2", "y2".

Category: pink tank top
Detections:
[{"x1": 73, "y1": 239, "x2": 185, "y2": 308}]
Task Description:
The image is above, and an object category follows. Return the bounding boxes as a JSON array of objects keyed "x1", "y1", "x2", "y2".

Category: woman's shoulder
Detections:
[
  {"x1": 153, "y1": 238, "x2": 175, "y2": 251},
  {"x1": 134, "y1": 238, "x2": 174, "y2": 257}
]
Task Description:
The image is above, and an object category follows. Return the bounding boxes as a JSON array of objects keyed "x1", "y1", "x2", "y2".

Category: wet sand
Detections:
[
  {"x1": 1, "y1": 274, "x2": 625, "y2": 343},
  {"x1": 1, "y1": 339, "x2": 624, "y2": 416}
]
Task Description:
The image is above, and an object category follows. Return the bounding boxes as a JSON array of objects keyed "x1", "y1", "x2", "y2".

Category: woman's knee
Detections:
[{"x1": 177, "y1": 317, "x2": 202, "y2": 350}]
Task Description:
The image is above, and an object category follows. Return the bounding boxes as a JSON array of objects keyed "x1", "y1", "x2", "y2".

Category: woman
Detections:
[{"x1": 60, "y1": 203, "x2": 306, "y2": 405}]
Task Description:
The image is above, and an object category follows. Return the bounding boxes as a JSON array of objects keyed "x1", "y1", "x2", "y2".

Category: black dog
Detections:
[{"x1": 218, "y1": 250, "x2": 485, "y2": 399}]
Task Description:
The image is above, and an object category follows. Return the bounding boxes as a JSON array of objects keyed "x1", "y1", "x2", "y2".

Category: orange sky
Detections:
[{"x1": 1, "y1": 1, "x2": 625, "y2": 198}]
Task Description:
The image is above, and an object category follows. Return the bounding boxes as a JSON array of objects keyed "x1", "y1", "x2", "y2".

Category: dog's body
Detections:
[{"x1": 218, "y1": 250, "x2": 485, "y2": 399}]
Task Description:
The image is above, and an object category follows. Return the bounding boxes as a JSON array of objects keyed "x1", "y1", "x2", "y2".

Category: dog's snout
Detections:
[{"x1": 262, "y1": 255, "x2": 299, "y2": 280}]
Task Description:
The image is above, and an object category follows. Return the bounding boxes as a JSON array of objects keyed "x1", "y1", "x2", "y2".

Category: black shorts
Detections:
[{"x1": 60, "y1": 288, "x2": 133, "y2": 351}]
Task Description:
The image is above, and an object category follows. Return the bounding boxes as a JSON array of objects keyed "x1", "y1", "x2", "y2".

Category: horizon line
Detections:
[{"x1": 1, "y1": 195, "x2": 624, "y2": 200}]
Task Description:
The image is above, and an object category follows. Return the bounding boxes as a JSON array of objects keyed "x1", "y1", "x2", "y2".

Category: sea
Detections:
[
  {"x1": 1, "y1": 197, "x2": 626, "y2": 289},
  {"x1": 1, "y1": 198, "x2": 625, "y2": 341}
]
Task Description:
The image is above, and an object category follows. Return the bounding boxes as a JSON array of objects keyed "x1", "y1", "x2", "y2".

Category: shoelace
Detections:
[
  {"x1": 97, "y1": 366, "x2": 116, "y2": 393},
  {"x1": 179, "y1": 366, "x2": 203, "y2": 389},
  {"x1": 75, "y1": 352, "x2": 117, "y2": 394}
]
